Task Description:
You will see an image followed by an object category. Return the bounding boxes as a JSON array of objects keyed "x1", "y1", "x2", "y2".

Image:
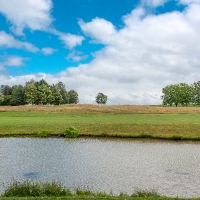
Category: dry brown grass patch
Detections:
[{"x1": 1, "y1": 104, "x2": 200, "y2": 114}]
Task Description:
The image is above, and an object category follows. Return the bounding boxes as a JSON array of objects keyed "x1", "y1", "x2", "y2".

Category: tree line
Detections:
[
  {"x1": 0, "y1": 79, "x2": 79, "y2": 106},
  {"x1": 162, "y1": 81, "x2": 200, "y2": 107}
]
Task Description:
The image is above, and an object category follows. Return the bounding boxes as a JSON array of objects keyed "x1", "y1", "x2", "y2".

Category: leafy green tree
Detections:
[
  {"x1": 25, "y1": 78, "x2": 36, "y2": 86},
  {"x1": 0, "y1": 95, "x2": 12, "y2": 106},
  {"x1": 178, "y1": 83, "x2": 192, "y2": 106},
  {"x1": 191, "y1": 81, "x2": 200, "y2": 105},
  {"x1": 55, "y1": 81, "x2": 68, "y2": 104},
  {"x1": 162, "y1": 84, "x2": 182, "y2": 107},
  {"x1": 24, "y1": 83, "x2": 38, "y2": 104},
  {"x1": 35, "y1": 79, "x2": 49, "y2": 88},
  {"x1": 1, "y1": 85, "x2": 12, "y2": 96},
  {"x1": 51, "y1": 85, "x2": 63, "y2": 105},
  {"x1": 96, "y1": 92, "x2": 108, "y2": 105},
  {"x1": 37, "y1": 84, "x2": 54, "y2": 104},
  {"x1": 10, "y1": 85, "x2": 25, "y2": 106},
  {"x1": 162, "y1": 83, "x2": 193, "y2": 107},
  {"x1": 0, "y1": 90, "x2": 4, "y2": 105},
  {"x1": 171, "y1": 84, "x2": 183, "y2": 107},
  {"x1": 161, "y1": 85, "x2": 174, "y2": 106},
  {"x1": 68, "y1": 90, "x2": 79, "y2": 104}
]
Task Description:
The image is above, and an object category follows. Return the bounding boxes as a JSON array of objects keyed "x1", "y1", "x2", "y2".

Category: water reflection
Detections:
[{"x1": 0, "y1": 137, "x2": 200, "y2": 197}]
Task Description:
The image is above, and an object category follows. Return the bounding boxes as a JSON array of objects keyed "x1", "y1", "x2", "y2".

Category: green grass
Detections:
[
  {"x1": 0, "y1": 196, "x2": 182, "y2": 200},
  {"x1": 1, "y1": 106, "x2": 200, "y2": 140},
  {"x1": 0, "y1": 181, "x2": 187, "y2": 200}
]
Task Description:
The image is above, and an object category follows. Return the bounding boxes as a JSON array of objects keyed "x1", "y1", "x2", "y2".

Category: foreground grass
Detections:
[
  {"x1": 0, "y1": 197, "x2": 184, "y2": 200},
  {"x1": 0, "y1": 197, "x2": 182, "y2": 200},
  {"x1": 0, "y1": 181, "x2": 190, "y2": 200},
  {"x1": 1, "y1": 104, "x2": 200, "y2": 140}
]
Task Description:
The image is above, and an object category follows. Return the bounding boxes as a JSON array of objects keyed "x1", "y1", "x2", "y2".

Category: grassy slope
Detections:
[{"x1": 1, "y1": 104, "x2": 200, "y2": 139}]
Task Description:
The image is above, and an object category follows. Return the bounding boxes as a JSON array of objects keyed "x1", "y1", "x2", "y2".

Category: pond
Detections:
[{"x1": 0, "y1": 137, "x2": 200, "y2": 197}]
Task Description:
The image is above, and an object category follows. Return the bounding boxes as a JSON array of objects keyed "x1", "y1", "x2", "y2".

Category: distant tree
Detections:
[
  {"x1": 191, "y1": 81, "x2": 200, "y2": 105},
  {"x1": 35, "y1": 79, "x2": 49, "y2": 91},
  {"x1": 0, "y1": 90, "x2": 4, "y2": 104},
  {"x1": 51, "y1": 85, "x2": 63, "y2": 105},
  {"x1": 0, "y1": 95, "x2": 12, "y2": 106},
  {"x1": 10, "y1": 85, "x2": 25, "y2": 106},
  {"x1": 1, "y1": 85, "x2": 12, "y2": 96},
  {"x1": 96, "y1": 92, "x2": 108, "y2": 105},
  {"x1": 68, "y1": 90, "x2": 79, "y2": 104},
  {"x1": 55, "y1": 81, "x2": 68, "y2": 104},
  {"x1": 37, "y1": 84, "x2": 53, "y2": 104},
  {"x1": 162, "y1": 83, "x2": 194, "y2": 107},
  {"x1": 24, "y1": 83, "x2": 38, "y2": 104},
  {"x1": 178, "y1": 83, "x2": 192, "y2": 106},
  {"x1": 36, "y1": 79, "x2": 49, "y2": 87},
  {"x1": 25, "y1": 78, "x2": 36, "y2": 86},
  {"x1": 162, "y1": 84, "x2": 183, "y2": 107},
  {"x1": 161, "y1": 85, "x2": 174, "y2": 106}
]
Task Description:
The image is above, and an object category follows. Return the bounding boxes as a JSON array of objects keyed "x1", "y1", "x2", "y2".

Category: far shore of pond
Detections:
[{"x1": 1, "y1": 104, "x2": 200, "y2": 141}]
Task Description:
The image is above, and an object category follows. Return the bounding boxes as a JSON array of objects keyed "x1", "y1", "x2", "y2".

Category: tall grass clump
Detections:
[
  {"x1": 131, "y1": 189, "x2": 160, "y2": 198},
  {"x1": 2, "y1": 181, "x2": 71, "y2": 197},
  {"x1": 38, "y1": 129, "x2": 50, "y2": 137},
  {"x1": 75, "y1": 188, "x2": 97, "y2": 196},
  {"x1": 65, "y1": 127, "x2": 79, "y2": 138}
]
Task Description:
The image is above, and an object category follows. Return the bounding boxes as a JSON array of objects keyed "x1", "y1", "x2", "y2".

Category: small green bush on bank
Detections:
[{"x1": 64, "y1": 127, "x2": 79, "y2": 138}]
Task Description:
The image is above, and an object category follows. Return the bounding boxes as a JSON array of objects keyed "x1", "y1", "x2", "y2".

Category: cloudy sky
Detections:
[{"x1": 0, "y1": 0, "x2": 200, "y2": 105}]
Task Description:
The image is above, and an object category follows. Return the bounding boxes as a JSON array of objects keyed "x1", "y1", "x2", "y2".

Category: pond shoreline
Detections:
[{"x1": 1, "y1": 132, "x2": 200, "y2": 142}]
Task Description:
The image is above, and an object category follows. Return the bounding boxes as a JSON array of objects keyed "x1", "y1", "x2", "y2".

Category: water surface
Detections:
[{"x1": 0, "y1": 137, "x2": 200, "y2": 197}]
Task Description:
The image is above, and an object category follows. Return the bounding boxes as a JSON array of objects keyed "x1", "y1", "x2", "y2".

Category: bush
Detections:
[{"x1": 65, "y1": 127, "x2": 79, "y2": 138}]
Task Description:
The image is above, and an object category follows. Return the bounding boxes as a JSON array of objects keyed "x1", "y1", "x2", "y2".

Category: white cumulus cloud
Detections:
[
  {"x1": 0, "y1": 56, "x2": 26, "y2": 71},
  {"x1": 59, "y1": 33, "x2": 84, "y2": 49},
  {"x1": 79, "y1": 18, "x2": 116, "y2": 44},
  {"x1": 179, "y1": 0, "x2": 200, "y2": 4},
  {"x1": 0, "y1": 31, "x2": 39, "y2": 52},
  {"x1": 66, "y1": 51, "x2": 88, "y2": 62},
  {"x1": 141, "y1": 0, "x2": 168, "y2": 7},
  {"x1": 0, "y1": 0, "x2": 53, "y2": 35},
  {"x1": 0, "y1": 0, "x2": 84, "y2": 49},
  {"x1": 1, "y1": 1, "x2": 200, "y2": 105},
  {"x1": 42, "y1": 47, "x2": 57, "y2": 55}
]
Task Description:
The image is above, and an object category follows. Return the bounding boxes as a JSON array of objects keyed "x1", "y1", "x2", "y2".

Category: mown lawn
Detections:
[{"x1": 1, "y1": 105, "x2": 200, "y2": 139}]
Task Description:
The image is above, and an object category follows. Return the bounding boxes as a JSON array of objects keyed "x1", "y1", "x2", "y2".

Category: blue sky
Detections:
[{"x1": 0, "y1": 0, "x2": 200, "y2": 104}]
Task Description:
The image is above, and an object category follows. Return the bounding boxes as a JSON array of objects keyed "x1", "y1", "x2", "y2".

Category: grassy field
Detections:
[{"x1": 1, "y1": 104, "x2": 200, "y2": 140}]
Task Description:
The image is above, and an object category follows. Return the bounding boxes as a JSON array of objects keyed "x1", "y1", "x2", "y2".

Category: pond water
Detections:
[{"x1": 0, "y1": 137, "x2": 200, "y2": 197}]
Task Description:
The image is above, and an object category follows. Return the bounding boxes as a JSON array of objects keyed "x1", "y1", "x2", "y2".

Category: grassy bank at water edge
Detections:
[
  {"x1": 0, "y1": 181, "x2": 195, "y2": 200},
  {"x1": 1, "y1": 104, "x2": 200, "y2": 140}
]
